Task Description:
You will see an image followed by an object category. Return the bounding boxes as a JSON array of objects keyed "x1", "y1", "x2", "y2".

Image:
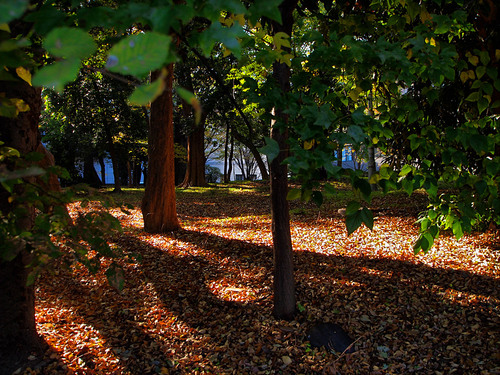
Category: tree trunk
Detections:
[
  {"x1": 103, "y1": 123, "x2": 121, "y2": 193},
  {"x1": 270, "y1": 1, "x2": 298, "y2": 320},
  {"x1": 178, "y1": 60, "x2": 207, "y2": 188},
  {"x1": 227, "y1": 133, "x2": 234, "y2": 182},
  {"x1": 180, "y1": 117, "x2": 207, "y2": 187},
  {"x1": 224, "y1": 121, "x2": 230, "y2": 183},
  {"x1": 142, "y1": 66, "x2": 180, "y2": 232},
  {"x1": 0, "y1": 78, "x2": 46, "y2": 372},
  {"x1": 133, "y1": 161, "x2": 142, "y2": 187},
  {"x1": 98, "y1": 156, "x2": 106, "y2": 185},
  {"x1": 367, "y1": 146, "x2": 378, "y2": 191},
  {"x1": 83, "y1": 155, "x2": 102, "y2": 188}
]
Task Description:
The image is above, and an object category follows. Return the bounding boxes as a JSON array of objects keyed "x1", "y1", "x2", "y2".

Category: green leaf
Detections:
[
  {"x1": 286, "y1": 188, "x2": 301, "y2": 201},
  {"x1": 477, "y1": 97, "x2": 489, "y2": 115},
  {"x1": 469, "y1": 134, "x2": 488, "y2": 154},
  {"x1": 353, "y1": 177, "x2": 372, "y2": 202},
  {"x1": 106, "y1": 32, "x2": 173, "y2": 77},
  {"x1": 32, "y1": 59, "x2": 81, "y2": 91},
  {"x1": 360, "y1": 207, "x2": 374, "y2": 230},
  {"x1": 413, "y1": 232, "x2": 434, "y2": 254},
  {"x1": 476, "y1": 65, "x2": 486, "y2": 79},
  {"x1": 465, "y1": 91, "x2": 480, "y2": 102},
  {"x1": 399, "y1": 164, "x2": 413, "y2": 177},
  {"x1": 347, "y1": 125, "x2": 366, "y2": 143},
  {"x1": 198, "y1": 22, "x2": 245, "y2": 57},
  {"x1": 452, "y1": 221, "x2": 463, "y2": 240},
  {"x1": 0, "y1": 0, "x2": 29, "y2": 24},
  {"x1": 44, "y1": 27, "x2": 96, "y2": 59},
  {"x1": 259, "y1": 137, "x2": 280, "y2": 164},
  {"x1": 248, "y1": 0, "x2": 282, "y2": 24},
  {"x1": 106, "y1": 264, "x2": 125, "y2": 291},
  {"x1": 312, "y1": 191, "x2": 323, "y2": 207},
  {"x1": 345, "y1": 210, "x2": 363, "y2": 236},
  {"x1": 346, "y1": 201, "x2": 361, "y2": 215},
  {"x1": 128, "y1": 77, "x2": 165, "y2": 106}
]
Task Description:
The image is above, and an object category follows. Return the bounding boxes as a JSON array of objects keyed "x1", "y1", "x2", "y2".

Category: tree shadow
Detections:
[{"x1": 36, "y1": 224, "x2": 499, "y2": 373}]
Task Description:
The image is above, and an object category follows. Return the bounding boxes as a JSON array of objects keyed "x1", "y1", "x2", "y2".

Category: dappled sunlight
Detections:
[{"x1": 34, "y1": 187, "x2": 500, "y2": 374}]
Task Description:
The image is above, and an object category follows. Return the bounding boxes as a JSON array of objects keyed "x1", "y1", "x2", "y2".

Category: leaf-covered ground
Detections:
[{"x1": 26, "y1": 183, "x2": 499, "y2": 374}]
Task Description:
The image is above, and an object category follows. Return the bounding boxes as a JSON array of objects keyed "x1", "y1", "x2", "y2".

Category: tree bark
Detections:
[
  {"x1": 103, "y1": 121, "x2": 121, "y2": 192},
  {"x1": 270, "y1": 0, "x2": 298, "y2": 320},
  {"x1": 180, "y1": 116, "x2": 207, "y2": 187},
  {"x1": 83, "y1": 155, "x2": 102, "y2": 188},
  {"x1": 142, "y1": 66, "x2": 180, "y2": 232},
  {"x1": 98, "y1": 156, "x2": 106, "y2": 185},
  {"x1": 224, "y1": 121, "x2": 230, "y2": 183},
  {"x1": 0, "y1": 78, "x2": 46, "y2": 371}
]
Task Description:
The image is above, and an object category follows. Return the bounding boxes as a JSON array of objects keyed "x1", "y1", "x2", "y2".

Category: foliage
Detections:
[
  {"x1": 0, "y1": 145, "x2": 130, "y2": 288},
  {"x1": 205, "y1": 165, "x2": 222, "y2": 183},
  {"x1": 249, "y1": 0, "x2": 499, "y2": 252}
]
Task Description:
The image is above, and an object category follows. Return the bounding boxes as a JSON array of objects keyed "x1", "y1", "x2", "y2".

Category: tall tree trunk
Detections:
[
  {"x1": 270, "y1": 1, "x2": 298, "y2": 320},
  {"x1": 142, "y1": 66, "x2": 180, "y2": 232},
  {"x1": 103, "y1": 123, "x2": 121, "y2": 192},
  {"x1": 224, "y1": 121, "x2": 230, "y2": 183},
  {"x1": 83, "y1": 155, "x2": 102, "y2": 188},
  {"x1": 178, "y1": 60, "x2": 207, "y2": 188},
  {"x1": 98, "y1": 156, "x2": 106, "y2": 185},
  {"x1": 180, "y1": 117, "x2": 207, "y2": 187},
  {"x1": 132, "y1": 161, "x2": 142, "y2": 187},
  {"x1": 227, "y1": 133, "x2": 234, "y2": 182},
  {"x1": 0, "y1": 78, "x2": 46, "y2": 372}
]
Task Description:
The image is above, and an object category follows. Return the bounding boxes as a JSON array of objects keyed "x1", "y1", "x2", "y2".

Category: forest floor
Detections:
[{"x1": 23, "y1": 182, "x2": 499, "y2": 374}]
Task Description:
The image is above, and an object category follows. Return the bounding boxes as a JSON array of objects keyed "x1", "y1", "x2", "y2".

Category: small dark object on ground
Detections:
[{"x1": 306, "y1": 322, "x2": 355, "y2": 353}]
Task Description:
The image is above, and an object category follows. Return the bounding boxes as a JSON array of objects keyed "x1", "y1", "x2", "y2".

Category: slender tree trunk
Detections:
[
  {"x1": 83, "y1": 155, "x2": 102, "y2": 188},
  {"x1": 178, "y1": 60, "x2": 207, "y2": 188},
  {"x1": 270, "y1": 0, "x2": 298, "y2": 320},
  {"x1": 103, "y1": 123, "x2": 121, "y2": 192},
  {"x1": 133, "y1": 161, "x2": 142, "y2": 187},
  {"x1": 98, "y1": 156, "x2": 106, "y2": 185},
  {"x1": 367, "y1": 146, "x2": 377, "y2": 191},
  {"x1": 224, "y1": 121, "x2": 230, "y2": 183},
  {"x1": 0, "y1": 78, "x2": 46, "y2": 372},
  {"x1": 142, "y1": 66, "x2": 180, "y2": 232},
  {"x1": 180, "y1": 117, "x2": 207, "y2": 187},
  {"x1": 227, "y1": 134, "x2": 234, "y2": 182}
]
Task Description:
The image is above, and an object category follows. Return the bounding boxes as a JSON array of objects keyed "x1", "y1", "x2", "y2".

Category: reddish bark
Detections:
[
  {"x1": 142, "y1": 66, "x2": 180, "y2": 233},
  {"x1": 0, "y1": 78, "x2": 46, "y2": 371},
  {"x1": 180, "y1": 115, "x2": 207, "y2": 188}
]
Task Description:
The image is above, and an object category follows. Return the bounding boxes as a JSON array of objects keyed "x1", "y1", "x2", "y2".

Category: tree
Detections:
[
  {"x1": 0, "y1": 76, "x2": 45, "y2": 370},
  {"x1": 142, "y1": 67, "x2": 181, "y2": 232},
  {"x1": 268, "y1": 0, "x2": 299, "y2": 320}
]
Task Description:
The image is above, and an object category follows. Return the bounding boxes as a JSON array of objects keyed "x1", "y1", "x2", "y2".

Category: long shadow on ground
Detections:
[{"x1": 38, "y1": 225, "x2": 499, "y2": 374}]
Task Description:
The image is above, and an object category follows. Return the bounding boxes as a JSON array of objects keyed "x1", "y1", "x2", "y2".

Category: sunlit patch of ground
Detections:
[{"x1": 30, "y1": 187, "x2": 500, "y2": 374}]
